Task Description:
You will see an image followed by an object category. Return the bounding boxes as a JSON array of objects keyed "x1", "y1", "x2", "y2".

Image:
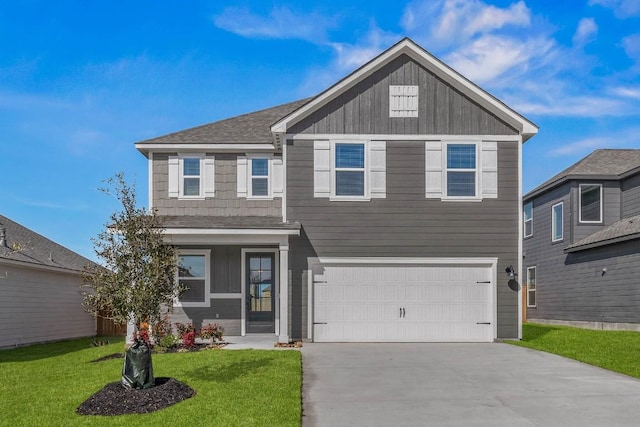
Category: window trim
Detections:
[
  {"x1": 248, "y1": 156, "x2": 272, "y2": 199},
  {"x1": 443, "y1": 142, "x2": 479, "y2": 200},
  {"x1": 526, "y1": 266, "x2": 536, "y2": 308},
  {"x1": 551, "y1": 202, "x2": 563, "y2": 242},
  {"x1": 175, "y1": 249, "x2": 211, "y2": 308},
  {"x1": 578, "y1": 183, "x2": 603, "y2": 224},
  {"x1": 330, "y1": 140, "x2": 369, "y2": 201},
  {"x1": 524, "y1": 202, "x2": 533, "y2": 238},
  {"x1": 178, "y1": 154, "x2": 204, "y2": 199}
]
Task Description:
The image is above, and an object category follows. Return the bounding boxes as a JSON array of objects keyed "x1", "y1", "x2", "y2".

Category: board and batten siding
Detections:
[
  {"x1": 0, "y1": 264, "x2": 95, "y2": 348},
  {"x1": 287, "y1": 140, "x2": 520, "y2": 339},
  {"x1": 152, "y1": 153, "x2": 281, "y2": 217},
  {"x1": 288, "y1": 54, "x2": 518, "y2": 136},
  {"x1": 622, "y1": 173, "x2": 640, "y2": 217}
]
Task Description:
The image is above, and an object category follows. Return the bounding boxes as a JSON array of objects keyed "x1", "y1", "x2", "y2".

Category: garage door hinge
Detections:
[
  {"x1": 476, "y1": 281, "x2": 491, "y2": 284},
  {"x1": 476, "y1": 322, "x2": 491, "y2": 325},
  {"x1": 313, "y1": 322, "x2": 328, "y2": 325}
]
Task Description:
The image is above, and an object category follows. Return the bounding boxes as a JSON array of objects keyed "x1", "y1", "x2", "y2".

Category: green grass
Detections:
[
  {"x1": 0, "y1": 338, "x2": 301, "y2": 426},
  {"x1": 507, "y1": 323, "x2": 640, "y2": 379}
]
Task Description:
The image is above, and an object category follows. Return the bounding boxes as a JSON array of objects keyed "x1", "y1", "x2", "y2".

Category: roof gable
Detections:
[
  {"x1": 0, "y1": 215, "x2": 97, "y2": 273},
  {"x1": 271, "y1": 37, "x2": 538, "y2": 140},
  {"x1": 525, "y1": 149, "x2": 640, "y2": 200}
]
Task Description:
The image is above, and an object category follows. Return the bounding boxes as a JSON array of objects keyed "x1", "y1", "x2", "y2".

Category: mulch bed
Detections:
[
  {"x1": 274, "y1": 341, "x2": 303, "y2": 348},
  {"x1": 77, "y1": 377, "x2": 195, "y2": 416}
]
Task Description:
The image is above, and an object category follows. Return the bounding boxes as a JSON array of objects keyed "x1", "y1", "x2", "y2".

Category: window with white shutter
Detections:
[
  {"x1": 237, "y1": 155, "x2": 283, "y2": 199},
  {"x1": 167, "y1": 155, "x2": 214, "y2": 199}
]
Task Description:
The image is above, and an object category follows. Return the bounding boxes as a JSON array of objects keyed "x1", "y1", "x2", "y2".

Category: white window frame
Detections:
[
  {"x1": 331, "y1": 140, "x2": 369, "y2": 201},
  {"x1": 443, "y1": 142, "x2": 479, "y2": 200},
  {"x1": 179, "y1": 154, "x2": 204, "y2": 199},
  {"x1": 524, "y1": 202, "x2": 533, "y2": 238},
  {"x1": 175, "y1": 249, "x2": 211, "y2": 308},
  {"x1": 579, "y1": 183, "x2": 603, "y2": 223},
  {"x1": 389, "y1": 85, "x2": 418, "y2": 117},
  {"x1": 526, "y1": 266, "x2": 536, "y2": 308},
  {"x1": 552, "y1": 202, "x2": 563, "y2": 242},
  {"x1": 248, "y1": 156, "x2": 271, "y2": 199}
]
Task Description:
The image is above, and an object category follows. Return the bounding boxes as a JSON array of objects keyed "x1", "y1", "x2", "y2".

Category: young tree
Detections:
[{"x1": 82, "y1": 173, "x2": 182, "y2": 339}]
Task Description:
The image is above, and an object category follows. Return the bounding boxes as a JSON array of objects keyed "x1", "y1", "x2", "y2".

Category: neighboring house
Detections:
[
  {"x1": 0, "y1": 215, "x2": 97, "y2": 348},
  {"x1": 523, "y1": 149, "x2": 640, "y2": 330},
  {"x1": 135, "y1": 38, "x2": 538, "y2": 343}
]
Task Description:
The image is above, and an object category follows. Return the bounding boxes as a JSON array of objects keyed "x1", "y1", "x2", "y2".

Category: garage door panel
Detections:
[{"x1": 313, "y1": 263, "x2": 494, "y2": 343}]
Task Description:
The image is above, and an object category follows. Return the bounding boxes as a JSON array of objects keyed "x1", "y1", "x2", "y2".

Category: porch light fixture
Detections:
[{"x1": 505, "y1": 265, "x2": 517, "y2": 278}]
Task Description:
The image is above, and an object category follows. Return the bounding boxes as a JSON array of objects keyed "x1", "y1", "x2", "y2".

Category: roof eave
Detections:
[{"x1": 564, "y1": 233, "x2": 640, "y2": 253}]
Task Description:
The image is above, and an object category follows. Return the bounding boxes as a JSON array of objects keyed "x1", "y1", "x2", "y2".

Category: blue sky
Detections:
[{"x1": 1, "y1": 0, "x2": 639, "y2": 261}]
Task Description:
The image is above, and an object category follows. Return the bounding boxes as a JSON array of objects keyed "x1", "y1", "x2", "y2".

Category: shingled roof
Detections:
[
  {"x1": 0, "y1": 215, "x2": 97, "y2": 273},
  {"x1": 565, "y1": 214, "x2": 640, "y2": 252},
  {"x1": 525, "y1": 149, "x2": 640, "y2": 200},
  {"x1": 135, "y1": 98, "x2": 310, "y2": 146}
]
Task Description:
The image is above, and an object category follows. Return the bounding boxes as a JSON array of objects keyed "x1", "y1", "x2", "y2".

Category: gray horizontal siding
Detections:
[
  {"x1": 289, "y1": 54, "x2": 517, "y2": 136},
  {"x1": 527, "y1": 240, "x2": 640, "y2": 323},
  {"x1": 287, "y1": 139, "x2": 520, "y2": 339},
  {"x1": 171, "y1": 299, "x2": 241, "y2": 336},
  {"x1": 0, "y1": 264, "x2": 96, "y2": 348},
  {"x1": 571, "y1": 181, "x2": 621, "y2": 243},
  {"x1": 153, "y1": 153, "x2": 281, "y2": 217},
  {"x1": 622, "y1": 173, "x2": 640, "y2": 217}
]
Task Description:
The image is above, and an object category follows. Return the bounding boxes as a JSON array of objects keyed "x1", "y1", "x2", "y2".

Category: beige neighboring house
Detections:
[{"x1": 0, "y1": 214, "x2": 97, "y2": 348}]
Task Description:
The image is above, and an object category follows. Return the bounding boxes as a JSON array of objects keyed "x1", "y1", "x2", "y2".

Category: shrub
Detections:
[
  {"x1": 199, "y1": 323, "x2": 225, "y2": 343},
  {"x1": 182, "y1": 331, "x2": 196, "y2": 348},
  {"x1": 174, "y1": 322, "x2": 195, "y2": 336},
  {"x1": 152, "y1": 314, "x2": 172, "y2": 340}
]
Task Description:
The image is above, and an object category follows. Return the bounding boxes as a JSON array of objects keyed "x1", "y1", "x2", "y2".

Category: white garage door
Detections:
[{"x1": 312, "y1": 263, "x2": 494, "y2": 342}]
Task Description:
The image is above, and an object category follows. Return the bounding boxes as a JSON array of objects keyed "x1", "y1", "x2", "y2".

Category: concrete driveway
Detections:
[{"x1": 302, "y1": 343, "x2": 640, "y2": 426}]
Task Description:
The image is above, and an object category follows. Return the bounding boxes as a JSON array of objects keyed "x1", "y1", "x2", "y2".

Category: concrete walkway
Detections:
[{"x1": 302, "y1": 343, "x2": 640, "y2": 426}]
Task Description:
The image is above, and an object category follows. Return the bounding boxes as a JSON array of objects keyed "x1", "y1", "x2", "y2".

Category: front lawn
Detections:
[
  {"x1": 508, "y1": 323, "x2": 640, "y2": 379},
  {"x1": 0, "y1": 338, "x2": 301, "y2": 426}
]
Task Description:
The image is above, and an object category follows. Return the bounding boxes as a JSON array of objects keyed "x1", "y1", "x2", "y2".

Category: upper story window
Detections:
[
  {"x1": 250, "y1": 158, "x2": 270, "y2": 197},
  {"x1": 335, "y1": 143, "x2": 365, "y2": 197},
  {"x1": 313, "y1": 140, "x2": 386, "y2": 201},
  {"x1": 446, "y1": 144, "x2": 477, "y2": 198},
  {"x1": 176, "y1": 250, "x2": 211, "y2": 307},
  {"x1": 237, "y1": 156, "x2": 284, "y2": 200},
  {"x1": 552, "y1": 202, "x2": 563, "y2": 242},
  {"x1": 182, "y1": 157, "x2": 201, "y2": 197},
  {"x1": 389, "y1": 85, "x2": 418, "y2": 117},
  {"x1": 167, "y1": 155, "x2": 215, "y2": 200},
  {"x1": 579, "y1": 184, "x2": 602, "y2": 223},
  {"x1": 524, "y1": 202, "x2": 533, "y2": 237}
]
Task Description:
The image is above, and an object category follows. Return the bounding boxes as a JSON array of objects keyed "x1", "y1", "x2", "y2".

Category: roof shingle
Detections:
[{"x1": 565, "y1": 214, "x2": 640, "y2": 252}]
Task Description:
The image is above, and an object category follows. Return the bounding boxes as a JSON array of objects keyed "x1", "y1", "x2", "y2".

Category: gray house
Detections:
[
  {"x1": 523, "y1": 149, "x2": 640, "y2": 329},
  {"x1": 0, "y1": 215, "x2": 96, "y2": 348},
  {"x1": 135, "y1": 38, "x2": 538, "y2": 342}
]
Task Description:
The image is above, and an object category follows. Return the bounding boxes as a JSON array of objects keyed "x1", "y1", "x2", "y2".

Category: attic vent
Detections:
[
  {"x1": 0, "y1": 222, "x2": 6, "y2": 248},
  {"x1": 389, "y1": 85, "x2": 418, "y2": 117}
]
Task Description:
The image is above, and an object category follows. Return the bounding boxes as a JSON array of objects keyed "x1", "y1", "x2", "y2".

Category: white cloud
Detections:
[
  {"x1": 622, "y1": 34, "x2": 640, "y2": 61},
  {"x1": 573, "y1": 18, "x2": 598, "y2": 46},
  {"x1": 402, "y1": 0, "x2": 531, "y2": 50},
  {"x1": 213, "y1": 6, "x2": 334, "y2": 43},
  {"x1": 610, "y1": 86, "x2": 640, "y2": 97},
  {"x1": 329, "y1": 27, "x2": 398, "y2": 72},
  {"x1": 589, "y1": 0, "x2": 640, "y2": 18},
  {"x1": 548, "y1": 137, "x2": 610, "y2": 156},
  {"x1": 444, "y1": 35, "x2": 555, "y2": 84}
]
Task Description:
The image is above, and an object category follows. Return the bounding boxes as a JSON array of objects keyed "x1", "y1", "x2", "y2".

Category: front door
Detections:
[{"x1": 246, "y1": 253, "x2": 276, "y2": 333}]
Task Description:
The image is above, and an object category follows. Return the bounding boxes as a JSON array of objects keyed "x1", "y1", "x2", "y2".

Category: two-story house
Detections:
[
  {"x1": 523, "y1": 149, "x2": 640, "y2": 329},
  {"x1": 134, "y1": 38, "x2": 538, "y2": 343}
]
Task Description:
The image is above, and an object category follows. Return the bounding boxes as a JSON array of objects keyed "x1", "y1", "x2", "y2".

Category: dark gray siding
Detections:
[
  {"x1": 570, "y1": 181, "x2": 621, "y2": 243},
  {"x1": 289, "y1": 55, "x2": 518, "y2": 136},
  {"x1": 171, "y1": 299, "x2": 242, "y2": 336},
  {"x1": 153, "y1": 153, "x2": 281, "y2": 217},
  {"x1": 287, "y1": 140, "x2": 520, "y2": 339},
  {"x1": 524, "y1": 179, "x2": 640, "y2": 324},
  {"x1": 622, "y1": 173, "x2": 640, "y2": 217}
]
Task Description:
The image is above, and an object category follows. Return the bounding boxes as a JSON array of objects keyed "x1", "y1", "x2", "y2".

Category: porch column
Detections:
[{"x1": 278, "y1": 243, "x2": 290, "y2": 343}]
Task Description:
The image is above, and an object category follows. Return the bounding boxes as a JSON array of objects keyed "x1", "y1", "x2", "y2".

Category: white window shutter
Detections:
[
  {"x1": 272, "y1": 157, "x2": 284, "y2": 198},
  {"x1": 425, "y1": 141, "x2": 443, "y2": 198},
  {"x1": 369, "y1": 141, "x2": 386, "y2": 198},
  {"x1": 168, "y1": 156, "x2": 179, "y2": 198},
  {"x1": 203, "y1": 156, "x2": 215, "y2": 198},
  {"x1": 314, "y1": 140, "x2": 331, "y2": 198},
  {"x1": 481, "y1": 141, "x2": 498, "y2": 199},
  {"x1": 237, "y1": 156, "x2": 248, "y2": 197}
]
